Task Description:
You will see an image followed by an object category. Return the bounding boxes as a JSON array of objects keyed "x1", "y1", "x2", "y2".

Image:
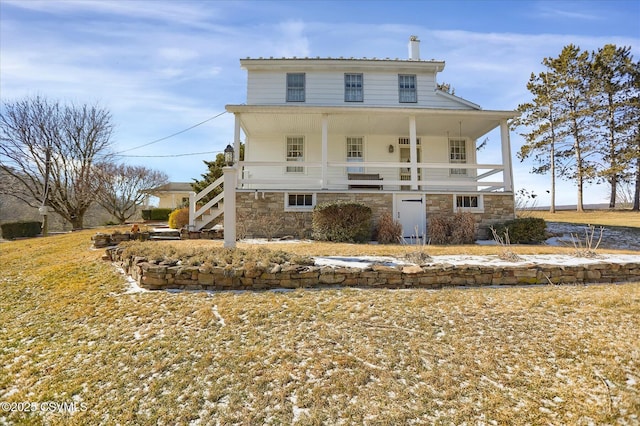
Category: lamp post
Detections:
[
  {"x1": 224, "y1": 144, "x2": 234, "y2": 166},
  {"x1": 223, "y1": 144, "x2": 237, "y2": 248}
]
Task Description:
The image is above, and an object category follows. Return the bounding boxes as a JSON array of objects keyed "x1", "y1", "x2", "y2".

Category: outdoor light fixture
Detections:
[
  {"x1": 388, "y1": 144, "x2": 395, "y2": 153},
  {"x1": 224, "y1": 144, "x2": 234, "y2": 166}
]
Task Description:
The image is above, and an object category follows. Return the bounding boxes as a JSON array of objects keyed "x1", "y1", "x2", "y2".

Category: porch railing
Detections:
[{"x1": 236, "y1": 161, "x2": 509, "y2": 192}]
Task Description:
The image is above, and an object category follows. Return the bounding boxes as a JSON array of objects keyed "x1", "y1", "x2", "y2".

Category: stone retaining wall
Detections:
[{"x1": 107, "y1": 248, "x2": 640, "y2": 292}]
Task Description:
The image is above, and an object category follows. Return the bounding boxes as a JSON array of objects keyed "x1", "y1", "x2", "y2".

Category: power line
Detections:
[
  {"x1": 114, "y1": 110, "x2": 227, "y2": 155},
  {"x1": 115, "y1": 150, "x2": 222, "y2": 158}
]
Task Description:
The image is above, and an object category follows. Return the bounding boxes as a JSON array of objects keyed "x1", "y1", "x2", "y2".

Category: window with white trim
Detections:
[
  {"x1": 454, "y1": 194, "x2": 484, "y2": 212},
  {"x1": 345, "y1": 73, "x2": 363, "y2": 102},
  {"x1": 398, "y1": 74, "x2": 417, "y2": 103},
  {"x1": 286, "y1": 73, "x2": 305, "y2": 102},
  {"x1": 285, "y1": 193, "x2": 315, "y2": 211},
  {"x1": 286, "y1": 136, "x2": 304, "y2": 173},
  {"x1": 398, "y1": 137, "x2": 421, "y2": 145},
  {"x1": 346, "y1": 136, "x2": 364, "y2": 173},
  {"x1": 449, "y1": 138, "x2": 467, "y2": 175}
]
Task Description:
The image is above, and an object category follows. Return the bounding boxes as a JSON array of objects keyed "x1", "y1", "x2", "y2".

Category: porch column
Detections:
[
  {"x1": 188, "y1": 191, "x2": 196, "y2": 230},
  {"x1": 500, "y1": 119, "x2": 513, "y2": 192},
  {"x1": 321, "y1": 114, "x2": 328, "y2": 189},
  {"x1": 409, "y1": 115, "x2": 418, "y2": 190},
  {"x1": 233, "y1": 113, "x2": 241, "y2": 163},
  {"x1": 223, "y1": 167, "x2": 237, "y2": 248}
]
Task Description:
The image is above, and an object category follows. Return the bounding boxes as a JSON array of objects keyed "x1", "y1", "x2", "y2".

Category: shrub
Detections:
[
  {"x1": 428, "y1": 212, "x2": 476, "y2": 245},
  {"x1": 493, "y1": 217, "x2": 546, "y2": 244},
  {"x1": 312, "y1": 201, "x2": 372, "y2": 243},
  {"x1": 142, "y1": 208, "x2": 173, "y2": 221},
  {"x1": 450, "y1": 212, "x2": 476, "y2": 244},
  {"x1": 375, "y1": 212, "x2": 403, "y2": 244},
  {"x1": 1, "y1": 221, "x2": 42, "y2": 240},
  {"x1": 168, "y1": 207, "x2": 189, "y2": 229}
]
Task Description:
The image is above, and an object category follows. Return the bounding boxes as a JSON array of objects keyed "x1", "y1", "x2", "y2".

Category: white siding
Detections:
[
  {"x1": 246, "y1": 69, "x2": 472, "y2": 109},
  {"x1": 241, "y1": 131, "x2": 479, "y2": 190}
]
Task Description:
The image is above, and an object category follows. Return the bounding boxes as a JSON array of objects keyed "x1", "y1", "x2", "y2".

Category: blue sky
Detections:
[{"x1": 1, "y1": 0, "x2": 639, "y2": 207}]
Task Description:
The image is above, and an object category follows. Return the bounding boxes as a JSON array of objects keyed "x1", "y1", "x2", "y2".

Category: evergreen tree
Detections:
[
  {"x1": 513, "y1": 70, "x2": 566, "y2": 213},
  {"x1": 191, "y1": 144, "x2": 244, "y2": 201},
  {"x1": 628, "y1": 60, "x2": 640, "y2": 210},
  {"x1": 590, "y1": 45, "x2": 635, "y2": 208},
  {"x1": 545, "y1": 45, "x2": 597, "y2": 212}
]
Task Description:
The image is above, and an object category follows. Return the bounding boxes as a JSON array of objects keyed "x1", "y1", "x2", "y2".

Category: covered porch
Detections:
[{"x1": 226, "y1": 105, "x2": 517, "y2": 193}]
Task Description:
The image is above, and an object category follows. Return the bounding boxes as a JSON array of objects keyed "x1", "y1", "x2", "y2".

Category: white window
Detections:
[
  {"x1": 398, "y1": 137, "x2": 421, "y2": 145},
  {"x1": 449, "y1": 138, "x2": 467, "y2": 175},
  {"x1": 399, "y1": 74, "x2": 417, "y2": 103},
  {"x1": 346, "y1": 136, "x2": 364, "y2": 173},
  {"x1": 345, "y1": 73, "x2": 363, "y2": 102},
  {"x1": 286, "y1": 136, "x2": 304, "y2": 173},
  {"x1": 285, "y1": 193, "x2": 315, "y2": 211},
  {"x1": 454, "y1": 194, "x2": 484, "y2": 212},
  {"x1": 286, "y1": 73, "x2": 305, "y2": 102}
]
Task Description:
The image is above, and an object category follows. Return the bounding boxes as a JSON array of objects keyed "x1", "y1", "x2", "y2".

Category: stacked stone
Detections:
[
  {"x1": 91, "y1": 233, "x2": 112, "y2": 248},
  {"x1": 109, "y1": 249, "x2": 640, "y2": 292}
]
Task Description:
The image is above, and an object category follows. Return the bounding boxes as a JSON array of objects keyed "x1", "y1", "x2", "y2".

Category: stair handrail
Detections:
[{"x1": 189, "y1": 175, "x2": 225, "y2": 230}]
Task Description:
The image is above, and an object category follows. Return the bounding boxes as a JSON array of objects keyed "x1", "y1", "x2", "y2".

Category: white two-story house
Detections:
[{"x1": 192, "y1": 36, "x2": 517, "y2": 240}]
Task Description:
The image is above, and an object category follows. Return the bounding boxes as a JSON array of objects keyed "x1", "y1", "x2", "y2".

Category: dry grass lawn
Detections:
[
  {"x1": 522, "y1": 209, "x2": 640, "y2": 228},
  {"x1": 1, "y1": 229, "x2": 639, "y2": 425}
]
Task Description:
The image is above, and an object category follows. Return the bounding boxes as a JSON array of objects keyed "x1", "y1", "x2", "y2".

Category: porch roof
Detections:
[
  {"x1": 143, "y1": 182, "x2": 193, "y2": 194},
  {"x1": 225, "y1": 105, "x2": 518, "y2": 140}
]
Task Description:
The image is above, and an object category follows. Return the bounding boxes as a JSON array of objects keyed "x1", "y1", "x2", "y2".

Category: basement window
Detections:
[
  {"x1": 454, "y1": 194, "x2": 484, "y2": 212},
  {"x1": 285, "y1": 193, "x2": 315, "y2": 211}
]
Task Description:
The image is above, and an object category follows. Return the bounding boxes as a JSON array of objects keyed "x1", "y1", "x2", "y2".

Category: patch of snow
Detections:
[
  {"x1": 290, "y1": 394, "x2": 309, "y2": 424},
  {"x1": 312, "y1": 253, "x2": 640, "y2": 268},
  {"x1": 314, "y1": 256, "x2": 411, "y2": 269},
  {"x1": 114, "y1": 265, "x2": 149, "y2": 294},
  {"x1": 241, "y1": 238, "x2": 313, "y2": 245},
  {"x1": 211, "y1": 305, "x2": 225, "y2": 327}
]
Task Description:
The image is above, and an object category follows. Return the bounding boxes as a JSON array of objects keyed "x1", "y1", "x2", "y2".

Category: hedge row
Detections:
[
  {"x1": 493, "y1": 217, "x2": 547, "y2": 244},
  {"x1": 141, "y1": 208, "x2": 173, "y2": 221},
  {"x1": 1, "y1": 221, "x2": 42, "y2": 240}
]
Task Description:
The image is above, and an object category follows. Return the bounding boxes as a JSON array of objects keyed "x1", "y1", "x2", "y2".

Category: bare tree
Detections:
[
  {"x1": 93, "y1": 162, "x2": 168, "y2": 224},
  {"x1": 0, "y1": 96, "x2": 114, "y2": 228}
]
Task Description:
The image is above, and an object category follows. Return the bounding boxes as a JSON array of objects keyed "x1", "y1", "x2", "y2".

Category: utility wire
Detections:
[
  {"x1": 117, "y1": 150, "x2": 222, "y2": 158},
  {"x1": 114, "y1": 110, "x2": 227, "y2": 155}
]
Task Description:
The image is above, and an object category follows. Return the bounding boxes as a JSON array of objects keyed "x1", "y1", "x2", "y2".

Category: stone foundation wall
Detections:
[
  {"x1": 236, "y1": 192, "x2": 312, "y2": 239},
  {"x1": 235, "y1": 191, "x2": 394, "y2": 239},
  {"x1": 426, "y1": 193, "x2": 515, "y2": 239},
  {"x1": 108, "y1": 248, "x2": 640, "y2": 291}
]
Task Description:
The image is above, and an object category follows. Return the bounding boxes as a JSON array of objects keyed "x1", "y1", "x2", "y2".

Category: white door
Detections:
[{"x1": 394, "y1": 193, "x2": 426, "y2": 239}]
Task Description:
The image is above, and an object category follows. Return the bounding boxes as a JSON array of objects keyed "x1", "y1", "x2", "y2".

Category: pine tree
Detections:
[
  {"x1": 590, "y1": 45, "x2": 635, "y2": 208},
  {"x1": 545, "y1": 45, "x2": 597, "y2": 212},
  {"x1": 628, "y1": 60, "x2": 640, "y2": 210},
  {"x1": 513, "y1": 70, "x2": 566, "y2": 213},
  {"x1": 191, "y1": 144, "x2": 244, "y2": 202}
]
